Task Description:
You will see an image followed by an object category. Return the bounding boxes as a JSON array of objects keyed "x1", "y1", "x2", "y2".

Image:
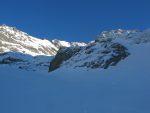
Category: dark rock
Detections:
[
  {"x1": 49, "y1": 47, "x2": 82, "y2": 72},
  {"x1": 77, "y1": 43, "x2": 130, "y2": 69},
  {"x1": 0, "y1": 57, "x2": 23, "y2": 64}
]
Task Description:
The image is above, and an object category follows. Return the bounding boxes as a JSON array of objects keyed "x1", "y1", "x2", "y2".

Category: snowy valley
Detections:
[{"x1": 0, "y1": 25, "x2": 150, "y2": 113}]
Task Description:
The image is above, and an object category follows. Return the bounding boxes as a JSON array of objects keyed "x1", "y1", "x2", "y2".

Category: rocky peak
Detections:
[{"x1": 95, "y1": 29, "x2": 139, "y2": 43}]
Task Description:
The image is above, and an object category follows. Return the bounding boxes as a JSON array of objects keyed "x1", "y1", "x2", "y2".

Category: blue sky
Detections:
[{"x1": 0, "y1": 0, "x2": 150, "y2": 42}]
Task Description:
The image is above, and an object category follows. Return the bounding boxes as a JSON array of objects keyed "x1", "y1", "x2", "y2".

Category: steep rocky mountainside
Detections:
[
  {"x1": 49, "y1": 29, "x2": 150, "y2": 71},
  {"x1": 49, "y1": 46, "x2": 82, "y2": 72}
]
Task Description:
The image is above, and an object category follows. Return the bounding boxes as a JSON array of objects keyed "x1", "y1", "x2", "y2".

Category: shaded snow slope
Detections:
[
  {"x1": 0, "y1": 52, "x2": 53, "y2": 71},
  {"x1": 0, "y1": 43, "x2": 150, "y2": 113}
]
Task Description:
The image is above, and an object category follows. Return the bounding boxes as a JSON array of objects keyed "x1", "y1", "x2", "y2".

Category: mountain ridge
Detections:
[
  {"x1": 0, "y1": 24, "x2": 86, "y2": 56},
  {"x1": 0, "y1": 24, "x2": 86, "y2": 71},
  {"x1": 0, "y1": 24, "x2": 150, "y2": 72}
]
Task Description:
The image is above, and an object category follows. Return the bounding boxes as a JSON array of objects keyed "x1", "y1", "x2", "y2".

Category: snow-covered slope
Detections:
[
  {"x1": 0, "y1": 24, "x2": 86, "y2": 56},
  {"x1": 49, "y1": 29, "x2": 150, "y2": 71},
  {"x1": 0, "y1": 41, "x2": 150, "y2": 113},
  {"x1": 0, "y1": 52, "x2": 53, "y2": 71}
]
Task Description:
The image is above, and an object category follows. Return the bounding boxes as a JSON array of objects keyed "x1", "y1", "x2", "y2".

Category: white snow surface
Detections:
[{"x1": 0, "y1": 42, "x2": 150, "y2": 113}]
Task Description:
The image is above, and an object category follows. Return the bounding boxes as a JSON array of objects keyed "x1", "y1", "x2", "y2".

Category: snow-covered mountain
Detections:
[
  {"x1": 49, "y1": 29, "x2": 150, "y2": 71},
  {"x1": 1, "y1": 26, "x2": 150, "y2": 113},
  {"x1": 1, "y1": 25, "x2": 150, "y2": 72},
  {"x1": 0, "y1": 24, "x2": 86, "y2": 71},
  {"x1": 0, "y1": 24, "x2": 86, "y2": 56}
]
